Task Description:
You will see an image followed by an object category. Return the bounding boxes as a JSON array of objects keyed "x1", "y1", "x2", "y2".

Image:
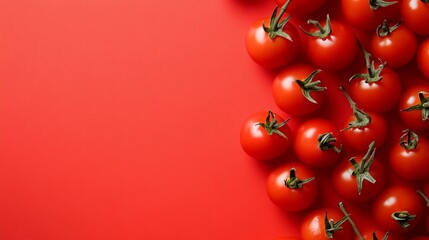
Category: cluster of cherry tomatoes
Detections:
[{"x1": 239, "y1": 0, "x2": 429, "y2": 239}]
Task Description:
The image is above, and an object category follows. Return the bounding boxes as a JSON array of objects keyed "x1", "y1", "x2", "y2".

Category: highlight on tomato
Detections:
[
  {"x1": 401, "y1": 0, "x2": 429, "y2": 36},
  {"x1": 398, "y1": 85, "x2": 429, "y2": 130}
]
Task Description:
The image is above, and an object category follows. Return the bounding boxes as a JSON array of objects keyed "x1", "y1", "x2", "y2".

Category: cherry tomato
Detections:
[
  {"x1": 372, "y1": 185, "x2": 424, "y2": 234},
  {"x1": 369, "y1": 20, "x2": 417, "y2": 68},
  {"x1": 401, "y1": 0, "x2": 429, "y2": 35},
  {"x1": 300, "y1": 14, "x2": 358, "y2": 71},
  {"x1": 293, "y1": 118, "x2": 342, "y2": 167},
  {"x1": 275, "y1": 0, "x2": 326, "y2": 15},
  {"x1": 240, "y1": 111, "x2": 292, "y2": 160},
  {"x1": 332, "y1": 141, "x2": 386, "y2": 202},
  {"x1": 272, "y1": 64, "x2": 326, "y2": 116},
  {"x1": 341, "y1": 0, "x2": 400, "y2": 32},
  {"x1": 398, "y1": 85, "x2": 429, "y2": 130},
  {"x1": 267, "y1": 162, "x2": 318, "y2": 212},
  {"x1": 389, "y1": 130, "x2": 429, "y2": 181},
  {"x1": 417, "y1": 38, "x2": 429, "y2": 79},
  {"x1": 245, "y1": 2, "x2": 300, "y2": 69}
]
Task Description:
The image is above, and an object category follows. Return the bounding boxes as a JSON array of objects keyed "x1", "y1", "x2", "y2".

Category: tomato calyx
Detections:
[
  {"x1": 325, "y1": 202, "x2": 363, "y2": 239},
  {"x1": 318, "y1": 132, "x2": 342, "y2": 153},
  {"x1": 420, "y1": 0, "x2": 429, "y2": 4},
  {"x1": 255, "y1": 111, "x2": 291, "y2": 138},
  {"x1": 348, "y1": 141, "x2": 377, "y2": 195},
  {"x1": 340, "y1": 86, "x2": 372, "y2": 131},
  {"x1": 399, "y1": 129, "x2": 419, "y2": 150},
  {"x1": 372, "y1": 231, "x2": 389, "y2": 240},
  {"x1": 350, "y1": 43, "x2": 386, "y2": 84},
  {"x1": 391, "y1": 211, "x2": 417, "y2": 228},
  {"x1": 369, "y1": 0, "x2": 397, "y2": 10},
  {"x1": 284, "y1": 168, "x2": 315, "y2": 189},
  {"x1": 401, "y1": 91, "x2": 429, "y2": 122},
  {"x1": 376, "y1": 19, "x2": 402, "y2": 37},
  {"x1": 300, "y1": 14, "x2": 331, "y2": 39},
  {"x1": 416, "y1": 189, "x2": 429, "y2": 207},
  {"x1": 295, "y1": 69, "x2": 326, "y2": 104},
  {"x1": 262, "y1": 0, "x2": 293, "y2": 41}
]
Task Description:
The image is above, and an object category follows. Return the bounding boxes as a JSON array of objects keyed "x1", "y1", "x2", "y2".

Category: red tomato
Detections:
[
  {"x1": 240, "y1": 111, "x2": 292, "y2": 160},
  {"x1": 401, "y1": 0, "x2": 429, "y2": 35},
  {"x1": 273, "y1": 238, "x2": 301, "y2": 240},
  {"x1": 245, "y1": 2, "x2": 300, "y2": 69},
  {"x1": 369, "y1": 20, "x2": 417, "y2": 68},
  {"x1": 275, "y1": 0, "x2": 326, "y2": 15},
  {"x1": 341, "y1": 0, "x2": 400, "y2": 32},
  {"x1": 389, "y1": 129, "x2": 429, "y2": 181},
  {"x1": 293, "y1": 118, "x2": 342, "y2": 167},
  {"x1": 266, "y1": 162, "x2": 318, "y2": 212},
  {"x1": 332, "y1": 141, "x2": 386, "y2": 202},
  {"x1": 272, "y1": 64, "x2": 326, "y2": 116},
  {"x1": 411, "y1": 237, "x2": 429, "y2": 240},
  {"x1": 301, "y1": 206, "x2": 352, "y2": 240},
  {"x1": 372, "y1": 185, "x2": 424, "y2": 234},
  {"x1": 398, "y1": 85, "x2": 429, "y2": 130},
  {"x1": 417, "y1": 38, "x2": 429, "y2": 79},
  {"x1": 301, "y1": 14, "x2": 358, "y2": 71},
  {"x1": 417, "y1": 180, "x2": 429, "y2": 233}
]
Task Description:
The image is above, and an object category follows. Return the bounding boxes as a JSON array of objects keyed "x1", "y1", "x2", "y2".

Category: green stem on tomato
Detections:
[
  {"x1": 349, "y1": 41, "x2": 386, "y2": 83},
  {"x1": 262, "y1": 0, "x2": 293, "y2": 40},
  {"x1": 295, "y1": 69, "x2": 326, "y2": 104},
  {"x1": 417, "y1": 189, "x2": 429, "y2": 207},
  {"x1": 372, "y1": 231, "x2": 389, "y2": 240},
  {"x1": 369, "y1": 0, "x2": 397, "y2": 10},
  {"x1": 284, "y1": 168, "x2": 315, "y2": 189},
  {"x1": 391, "y1": 211, "x2": 416, "y2": 228},
  {"x1": 317, "y1": 132, "x2": 342, "y2": 153},
  {"x1": 338, "y1": 202, "x2": 363, "y2": 240},
  {"x1": 376, "y1": 19, "x2": 402, "y2": 37},
  {"x1": 401, "y1": 91, "x2": 429, "y2": 122},
  {"x1": 299, "y1": 14, "x2": 331, "y2": 39},
  {"x1": 339, "y1": 86, "x2": 372, "y2": 131},
  {"x1": 348, "y1": 141, "x2": 377, "y2": 195},
  {"x1": 399, "y1": 129, "x2": 419, "y2": 150},
  {"x1": 255, "y1": 110, "x2": 291, "y2": 139}
]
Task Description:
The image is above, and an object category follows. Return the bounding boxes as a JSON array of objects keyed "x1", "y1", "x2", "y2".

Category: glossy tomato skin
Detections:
[
  {"x1": 370, "y1": 24, "x2": 417, "y2": 68},
  {"x1": 349, "y1": 66, "x2": 402, "y2": 113},
  {"x1": 245, "y1": 18, "x2": 300, "y2": 69},
  {"x1": 267, "y1": 162, "x2": 318, "y2": 212},
  {"x1": 301, "y1": 207, "x2": 352, "y2": 240},
  {"x1": 341, "y1": 0, "x2": 400, "y2": 32},
  {"x1": 332, "y1": 154, "x2": 386, "y2": 202},
  {"x1": 372, "y1": 185, "x2": 424, "y2": 234},
  {"x1": 275, "y1": 0, "x2": 326, "y2": 15},
  {"x1": 398, "y1": 85, "x2": 429, "y2": 130},
  {"x1": 341, "y1": 112, "x2": 388, "y2": 153},
  {"x1": 303, "y1": 18, "x2": 358, "y2": 71},
  {"x1": 293, "y1": 119, "x2": 342, "y2": 167},
  {"x1": 417, "y1": 39, "x2": 429, "y2": 79},
  {"x1": 401, "y1": 0, "x2": 429, "y2": 35},
  {"x1": 389, "y1": 136, "x2": 429, "y2": 181},
  {"x1": 240, "y1": 111, "x2": 292, "y2": 160},
  {"x1": 272, "y1": 64, "x2": 325, "y2": 116}
]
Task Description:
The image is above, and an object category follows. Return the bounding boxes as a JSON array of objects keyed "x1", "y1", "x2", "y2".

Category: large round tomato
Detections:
[
  {"x1": 332, "y1": 142, "x2": 386, "y2": 202},
  {"x1": 369, "y1": 20, "x2": 417, "y2": 68},
  {"x1": 293, "y1": 118, "x2": 342, "y2": 167},
  {"x1": 401, "y1": 0, "x2": 429, "y2": 35},
  {"x1": 389, "y1": 130, "x2": 429, "y2": 181},
  {"x1": 417, "y1": 38, "x2": 429, "y2": 79},
  {"x1": 275, "y1": 0, "x2": 326, "y2": 15},
  {"x1": 272, "y1": 64, "x2": 326, "y2": 116},
  {"x1": 267, "y1": 162, "x2": 318, "y2": 212},
  {"x1": 398, "y1": 85, "x2": 429, "y2": 130},
  {"x1": 301, "y1": 206, "x2": 352, "y2": 240},
  {"x1": 240, "y1": 111, "x2": 292, "y2": 160},
  {"x1": 245, "y1": 3, "x2": 300, "y2": 69},
  {"x1": 372, "y1": 185, "x2": 424, "y2": 234}
]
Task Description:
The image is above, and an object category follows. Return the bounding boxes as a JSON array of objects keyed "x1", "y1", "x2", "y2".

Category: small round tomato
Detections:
[
  {"x1": 301, "y1": 205, "x2": 352, "y2": 240},
  {"x1": 240, "y1": 111, "x2": 292, "y2": 160},
  {"x1": 389, "y1": 130, "x2": 429, "y2": 181},
  {"x1": 417, "y1": 38, "x2": 429, "y2": 79},
  {"x1": 332, "y1": 141, "x2": 386, "y2": 202},
  {"x1": 300, "y1": 14, "x2": 358, "y2": 71},
  {"x1": 293, "y1": 118, "x2": 342, "y2": 167},
  {"x1": 372, "y1": 185, "x2": 424, "y2": 234},
  {"x1": 275, "y1": 0, "x2": 326, "y2": 15},
  {"x1": 401, "y1": 0, "x2": 429, "y2": 35},
  {"x1": 369, "y1": 20, "x2": 417, "y2": 68},
  {"x1": 245, "y1": 2, "x2": 300, "y2": 69},
  {"x1": 398, "y1": 85, "x2": 429, "y2": 130},
  {"x1": 272, "y1": 64, "x2": 326, "y2": 116},
  {"x1": 267, "y1": 162, "x2": 318, "y2": 212}
]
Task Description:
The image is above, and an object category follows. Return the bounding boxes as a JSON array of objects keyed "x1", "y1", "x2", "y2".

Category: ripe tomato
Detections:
[
  {"x1": 273, "y1": 238, "x2": 301, "y2": 240},
  {"x1": 417, "y1": 180, "x2": 429, "y2": 233},
  {"x1": 398, "y1": 85, "x2": 429, "y2": 130},
  {"x1": 266, "y1": 162, "x2": 318, "y2": 212},
  {"x1": 372, "y1": 185, "x2": 424, "y2": 234},
  {"x1": 275, "y1": 0, "x2": 326, "y2": 15},
  {"x1": 401, "y1": 0, "x2": 429, "y2": 35},
  {"x1": 245, "y1": 2, "x2": 300, "y2": 69},
  {"x1": 293, "y1": 118, "x2": 342, "y2": 167},
  {"x1": 272, "y1": 64, "x2": 326, "y2": 116},
  {"x1": 411, "y1": 237, "x2": 429, "y2": 240},
  {"x1": 341, "y1": 0, "x2": 400, "y2": 32},
  {"x1": 369, "y1": 20, "x2": 417, "y2": 68},
  {"x1": 300, "y1": 14, "x2": 358, "y2": 71},
  {"x1": 301, "y1": 205, "x2": 352, "y2": 240},
  {"x1": 389, "y1": 129, "x2": 429, "y2": 181},
  {"x1": 240, "y1": 111, "x2": 292, "y2": 160},
  {"x1": 417, "y1": 38, "x2": 429, "y2": 79}
]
